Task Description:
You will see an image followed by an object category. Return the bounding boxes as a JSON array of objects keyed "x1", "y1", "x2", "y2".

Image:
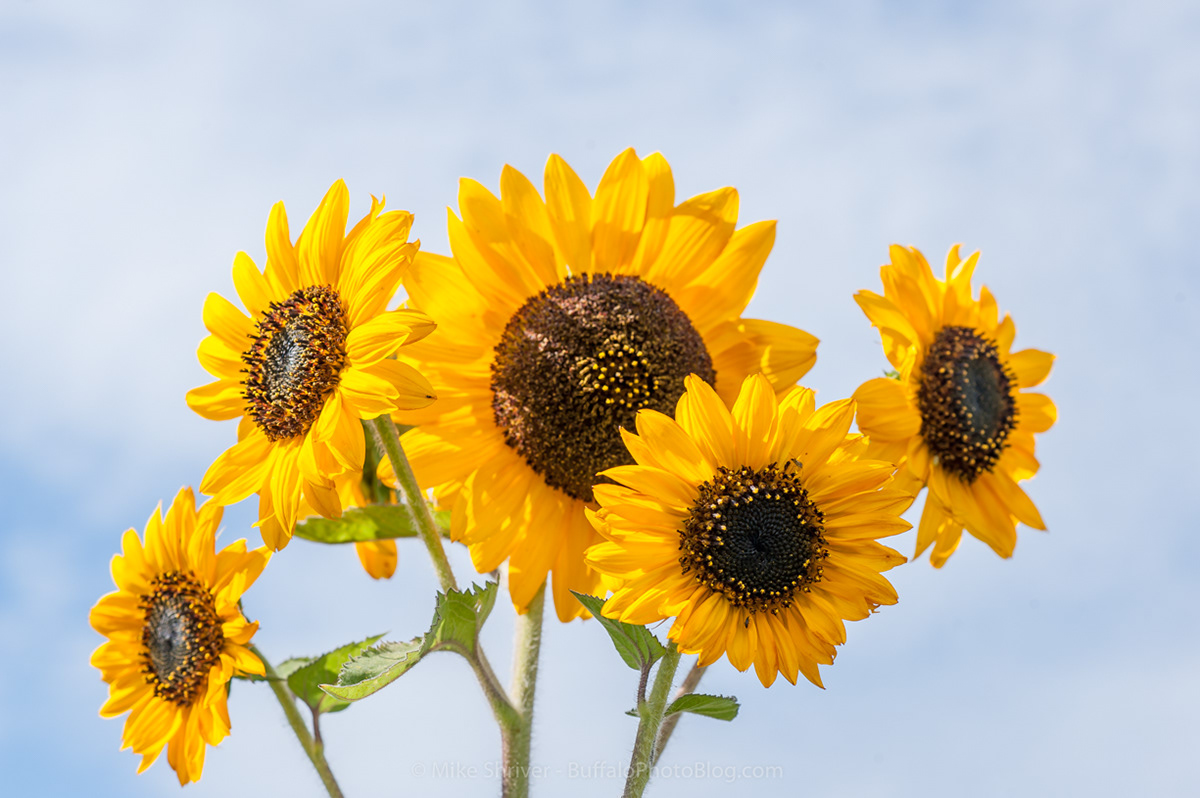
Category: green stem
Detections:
[
  {"x1": 502, "y1": 583, "x2": 545, "y2": 798},
  {"x1": 369, "y1": 415, "x2": 520, "y2": 729},
  {"x1": 652, "y1": 660, "x2": 707, "y2": 765},
  {"x1": 252, "y1": 645, "x2": 344, "y2": 798},
  {"x1": 370, "y1": 416, "x2": 457, "y2": 592},
  {"x1": 623, "y1": 643, "x2": 682, "y2": 798}
]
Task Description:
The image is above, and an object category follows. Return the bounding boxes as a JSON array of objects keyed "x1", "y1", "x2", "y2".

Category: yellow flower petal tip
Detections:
[
  {"x1": 389, "y1": 150, "x2": 820, "y2": 621},
  {"x1": 852, "y1": 244, "x2": 1055, "y2": 566},
  {"x1": 586, "y1": 374, "x2": 911, "y2": 688},
  {"x1": 89, "y1": 488, "x2": 269, "y2": 784},
  {"x1": 189, "y1": 181, "x2": 434, "y2": 549}
]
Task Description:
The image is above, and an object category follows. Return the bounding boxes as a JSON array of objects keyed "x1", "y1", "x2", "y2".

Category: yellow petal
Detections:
[
  {"x1": 298, "y1": 179, "x2": 349, "y2": 286},
  {"x1": 202, "y1": 292, "x2": 252, "y2": 353},
  {"x1": 185, "y1": 379, "x2": 244, "y2": 422},
  {"x1": 345, "y1": 309, "x2": 437, "y2": 367},
  {"x1": 852, "y1": 377, "x2": 919, "y2": 441},
  {"x1": 1008, "y1": 349, "x2": 1055, "y2": 389},
  {"x1": 544, "y1": 154, "x2": 594, "y2": 272},
  {"x1": 591, "y1": 148, "x2": 647, "y2": 273}
]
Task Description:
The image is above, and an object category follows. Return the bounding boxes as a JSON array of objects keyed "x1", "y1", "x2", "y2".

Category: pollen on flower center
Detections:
[
  {"x1": 242, "y1": 285, "x2": 348, "y2": 441},
  {"x1": 679, "y1": 463, "x2": 827, "y2": 614},
  {"x1": 917, "y1": 325, "x2": 1017, "y2": 482},
  {"x1": 139, "y1": 571, "x2": 224, "y2": 707},
  {"x1": 491, "y1": 273, "x2": 715, "y2": 503}
]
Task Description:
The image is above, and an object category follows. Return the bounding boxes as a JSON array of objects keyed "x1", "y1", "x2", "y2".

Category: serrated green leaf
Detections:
[
  {"x1": 665, "y1": 693, "x2": 739, "y2": 721},
  {"x1": 319, "y1": 639, "x2": 424, "y2": 702},
  {"x1": 293, "y1": 504, "x2": 452, "y2": 544},
  {"x1": 572, "y1": 592, "x2": 666, "y2": 670},
  {"x1": 427, "y1": 582, "x2": 498, "y2": 653},
  {"x1": 288, "y1": 634, "x2": 384, "y2": 715},
  {"x1": 292, "y1": 505, "x2": 418, "y2": 544},
  {"x1": 317, "y1": 582, "x2": 498, "y2": 704}
]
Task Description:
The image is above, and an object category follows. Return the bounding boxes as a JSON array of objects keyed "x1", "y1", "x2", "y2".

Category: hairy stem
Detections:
[
  {"x1": 623, "y1": 643, "x2": 682, "y2": 798},
  {"x1": 502, "y1": 583, "x2": 545, "y2": 798},
  {"x1": 369, "y1": 416, "x2": 520, "y2": 729},
  {"x1": 652, "y1": 660, "x2": 707, "y2": 765},
  {"x1": 370, "y1": 416, "x2": 457, "y2": 592},
  {"x1": 252, "y1": 645, "x2": 344, "y2": 798}
]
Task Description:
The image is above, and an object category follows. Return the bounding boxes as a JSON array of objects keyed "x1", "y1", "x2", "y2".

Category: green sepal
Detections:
[
  {"x1": 287, "y1": 633, "x2": 385, "y2": 715},
  {"x1": 883, "y1": 369, "x2": 901, "y2": 380},
  {"x1": 292, "y1": 504, "x2": 450, "y2": 544},
  {"x1": 318, "y1": 582, "x2": 498, "y2": 704},
  {"x1": 571, "y1": 592, "x2": 666, "y2": 670},
  {"x1": 665, "y1": 693, "x2": 740, "y2": 721}
]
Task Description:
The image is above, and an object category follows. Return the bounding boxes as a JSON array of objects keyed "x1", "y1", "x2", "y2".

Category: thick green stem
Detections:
[
  {"x1": 623, "y1": 643, "x2": 682, "y2": 798},
  {"x1": 652, "y1": 660, "x2": 707, "y2": 765},
  {"x1": 502, "y1": 583, "x2": 545, "y2": 798},
  {"x1": 369, "y1": 416, "x2": 520, "y2": 730},
  {"x1": 370, "y1": 416, "x2": 457, "y2": 592},
  {"x1": 252, "y1": 645, "x2": 344, "y2": 798}
]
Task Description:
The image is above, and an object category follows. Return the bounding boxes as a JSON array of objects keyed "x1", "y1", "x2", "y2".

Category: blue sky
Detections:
[{"x1": 1, "y1": 1, "x2": 1197, "y2": 795}]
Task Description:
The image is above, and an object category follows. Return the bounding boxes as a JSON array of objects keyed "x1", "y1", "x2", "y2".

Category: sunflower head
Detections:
[
  {"x1": 586, "y1": 374, "x2": 910, "y2": 688},
  {"x1": 387, "y1": 149, "x2": 820, "y2": 622},
  {"x1": 89, "y1": 488, "x2": 270, "y2": 785},
  {"x1": 186, "y1": 181, "x2": 438, "y2": 551},
  {"x1": 853, "y1": 245, "x2": 1057, "y2": 566}
]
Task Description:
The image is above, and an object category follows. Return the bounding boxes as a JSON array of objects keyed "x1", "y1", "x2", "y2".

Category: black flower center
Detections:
[
  {"x1": 917, "y1": 325, "x2": 1018, "y2": 482},
  {"x1": 242, "y1": 285, "x2": 348, "y2": 441},
  {"x1": 680, "y1": 463, "x2": 827, "y2": 615},
  {"x1": 491, "y1": 273, "x2": 716, "y2": 503},
  {"x1": 139, "y1": 571, "x2": 225, "y2": 707}
]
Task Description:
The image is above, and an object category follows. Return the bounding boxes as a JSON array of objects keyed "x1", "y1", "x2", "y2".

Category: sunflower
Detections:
[
  {"x1": 585, "y1": 374, "x2": 910, "y2": 687},
  {"x1": 388, "y1": 149, "x2": 820, "y2": 621},
  {"x1": 852, "y1": 244, "x2": 1056, "y2": 567},
  {"x1": 186, "y1": 180, "x2": 438, "y2": 550},
  {"x1": 89, "y1": 488, "x2": 270, "y2": 784}
]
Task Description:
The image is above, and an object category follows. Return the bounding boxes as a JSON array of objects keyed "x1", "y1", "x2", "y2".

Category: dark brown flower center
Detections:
[
  {"x1": 680, "y1": 463, "x2": 827, "y2": 615},
  {"x1": 139, "y1": 571, "x2": 224, "y2": 707},
  {"x1": 917, "y1": 325, "x2": 1017, "y2": 482},
  {"x1": 242, "y1": 285, "x2": 348, "y2": 441},
  {"x1": 491, "y1": 273, "x2": 715, "y2": 503}
]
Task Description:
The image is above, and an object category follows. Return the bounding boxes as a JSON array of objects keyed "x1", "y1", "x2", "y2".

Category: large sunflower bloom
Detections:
[
  {"x1": 187, "y1": 180, "x2": 438, "y2": 550},
  {"x1": 390, "y1": 149, "x2": 819, "y2": 621},
  {"x1": 852, "y1": 245, "x2": 1056, "y2": 567},
  {"x1": 89, "y1": 488, "x2": 270, "y2": 784},
  {"x1": 586, "y1": 374, "x2": 910, "y2": 687}
]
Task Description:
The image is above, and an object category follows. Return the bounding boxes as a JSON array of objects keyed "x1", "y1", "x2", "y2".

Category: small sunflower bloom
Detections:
[
  {"x1": 853, "y1": 245, "x2": 1056, "y2": 567},
  {"x1": 388, "y1": 149, "x2": 820, "y2": 622},
  {"x1": 586, "y1": 374, "x2": 910, "y2": 688},
  {"x1": 89, "y1": 488, "x2": 270, "y2": 785},
  {"x1": 187, "y1": 180, "x2": 437, "y2": 550}
]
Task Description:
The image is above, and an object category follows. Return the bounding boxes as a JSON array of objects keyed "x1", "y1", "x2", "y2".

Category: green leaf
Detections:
[
  {"x1": 287, "y1": 633, "x2": 384, "y2": 715},
  {"x1": 571, "y1": 592, "x2": 666, "y2": 670},
  {"x1": 293, "y1": 505, "x2": 418, "y2": 544},
  {"x1": 292, "y1": 504, "x2": 451, "y2": 544},
  {"x1": 883, "y1": 369, "x2": 901, "y2": 380},
  {"x1": 665, "y1": 693, "x2": 740, "y2": 721},
  {"x1": 318, "y1": 582, "x2": 498, "y2": 704},
  {"x1": 428, "y1": 581, "x2": 498, "y2": 652},
  {"x1": 318, "y1": 639, "x2": 424, "y2": 702}
]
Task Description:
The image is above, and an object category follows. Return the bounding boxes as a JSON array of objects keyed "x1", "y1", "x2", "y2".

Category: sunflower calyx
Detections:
[
  {"x1": 320, "y1": 582, "x2": 499, "y2": 704},
  {"x1": 665, "y1": 693, "x2": 740, "y2": 722},
  {"x1": 571, "y1": 592, "x2": 666, "y2": 671}
]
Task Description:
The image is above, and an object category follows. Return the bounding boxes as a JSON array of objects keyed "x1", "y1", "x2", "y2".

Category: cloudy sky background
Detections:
[{"x1": 1, "y1": 0, "x2": 1197, "y2": 795}]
